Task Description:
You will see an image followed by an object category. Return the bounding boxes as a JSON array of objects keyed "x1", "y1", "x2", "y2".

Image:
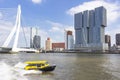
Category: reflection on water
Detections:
[
  {"x1": 42, "y1": 72, "x2": 55, "y2": 75},
  {"x1": 0, "y1": 53, "x2": 120, "y2": 80}
]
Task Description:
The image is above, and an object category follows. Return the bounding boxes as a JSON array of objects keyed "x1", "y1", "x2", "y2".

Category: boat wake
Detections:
[
  {"x1": 0, "y1": 61, "x2": 42, "y2": 80},
  {"x1": 14, "y1": 62, "x2": 42, "y2": 75}
]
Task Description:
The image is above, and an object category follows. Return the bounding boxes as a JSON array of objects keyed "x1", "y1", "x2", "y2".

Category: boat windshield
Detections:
[
  {"x1": 27, "y1": 64, "x2": 37, "y2": 66},
  {"x1": 45, "y1": 62, "x2": 48, "y2": 64},
  {"x1": 27, "y1": 63, "x2": 45, "y2": 67},
  {"x1": 26, "y1": 61, "x2": 49, "y2": 67},
  {"x1": 36, "y1": 64, "x2": 45, "y2": 67}
]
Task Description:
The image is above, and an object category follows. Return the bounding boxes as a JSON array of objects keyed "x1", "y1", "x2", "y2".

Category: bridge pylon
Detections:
[{"x1": 0, "y1": 5, "x2": 39, "y2": 53}]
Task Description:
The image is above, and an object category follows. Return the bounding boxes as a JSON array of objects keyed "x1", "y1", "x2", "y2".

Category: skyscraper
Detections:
[
  {"x1": 116, "y1": 33, "x2": 120, "y2": 46},
  {"x1": 45, "y1": 37, "x2": 52, "y2": 51},
  {"x1": 65, "y1": 30, "x2": 74, "y2": 50},
  {"x1": 30, "y1": 28, "x2": 36, "y2": 48},
  {"x1": 105, "y1": 35, "x2": 111, "y2": 49},
  {"x1": 74, "y1": 6, "x2": 108, "y2": 51},
  {"x1": 33, "y1": 35, "x2": 41, "y2": 49},
  {"x1": 30, "y1": 27, "x2": 41, "y2": 49}
]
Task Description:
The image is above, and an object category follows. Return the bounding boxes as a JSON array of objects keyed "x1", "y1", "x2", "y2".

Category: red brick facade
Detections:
[{"x1": 52, "y1": 43, "x2": 65, "y2": 49}]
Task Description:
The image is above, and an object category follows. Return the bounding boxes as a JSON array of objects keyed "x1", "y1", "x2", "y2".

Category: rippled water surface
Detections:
[{"x1": 0, "y1": 53, "x2": 120, "y2": 80}]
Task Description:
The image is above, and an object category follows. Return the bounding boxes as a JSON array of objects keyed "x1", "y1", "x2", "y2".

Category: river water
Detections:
[{"x1": 0, "y1": 53, "x2": 120, "y2": 80}]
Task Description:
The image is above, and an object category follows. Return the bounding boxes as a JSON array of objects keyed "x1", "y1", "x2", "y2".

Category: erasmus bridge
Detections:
[{"x1": 0, "y1": 5, "x2": 39, "y2": 53}]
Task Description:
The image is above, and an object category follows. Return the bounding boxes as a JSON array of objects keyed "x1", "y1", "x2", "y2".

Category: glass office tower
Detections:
[{"x1": 74, "y1": 6, "x2": 108, "y2": 51}]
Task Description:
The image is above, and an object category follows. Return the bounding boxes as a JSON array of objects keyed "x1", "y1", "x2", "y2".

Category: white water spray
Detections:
[
  {"x1": 0, "y1": 62, "x2": 28, "y2": 80},
  {"x1": 0, "y1": 61, "x2": 42, "y2": 80},
  {"x1": 14, "y1": 62, "x2": 42, "y2": 75}
]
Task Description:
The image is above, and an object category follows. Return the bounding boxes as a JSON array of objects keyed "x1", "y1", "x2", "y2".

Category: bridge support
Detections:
[{"x1": 1, "y1": 5, "x2": 38, "y2": 53}]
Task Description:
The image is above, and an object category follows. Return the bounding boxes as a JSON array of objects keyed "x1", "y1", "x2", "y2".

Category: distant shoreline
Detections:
[
  {"x1": 0, "y1": 50, "x2": 120, "y2": 54},
  {"x1": 41, "y1": 51, "x2": 120, "y2": 54}
]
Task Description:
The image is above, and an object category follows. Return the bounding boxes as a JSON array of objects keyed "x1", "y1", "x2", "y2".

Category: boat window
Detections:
[
  {"x1": 36, "y1": 64, "x2": 41, "y2": 67},
  {"x1": 41, "y1": 64, "x2": 44, "y2": 66},
  {"x1": 27, "y1": 64, "x2": 36, "y2": 66},
  {"x1": 46, "y1": 62, "x2": 48, "y2": 64}
]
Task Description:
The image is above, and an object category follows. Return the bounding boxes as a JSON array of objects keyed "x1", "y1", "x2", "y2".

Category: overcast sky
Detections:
[{"x1": 0, "y1": 0, "x2": 120, "y2": 48}]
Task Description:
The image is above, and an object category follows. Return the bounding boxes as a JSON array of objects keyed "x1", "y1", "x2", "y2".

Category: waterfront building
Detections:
[
  {"x1": 45, "y1": 37, "x2": 52, "y2": 51},
  {"x1": 116, "y1": 33, "x2": 120, "y2": 46},
  {"x1": 33, "y1": 35, "x2": 41, "y2": 49},
  {"x1": 65, "y1": 30, "x2": 74, "y2": 50},
  {"x1": 74, "y1": 6, "x2": 108, "y2": 51},
  {"x1": 30, "y1": 27, "x2": 41, "y2": 49},
  {"x1": 52, "y1": 42, "x2": 65, "y2": 51},
  {"x1": 105, "y1": 35, "x2": 111, "y2": 49}
]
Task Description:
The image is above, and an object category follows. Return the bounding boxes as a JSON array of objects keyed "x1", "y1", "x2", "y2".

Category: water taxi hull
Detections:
[{"x1": 39, "y1": 65, "x2": 56, "y2": 72}]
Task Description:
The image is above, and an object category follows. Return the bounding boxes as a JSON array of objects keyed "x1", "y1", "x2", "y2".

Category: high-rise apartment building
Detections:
[
  {"x1": 33, "y1": 35, "x2": 41, "y2": 49},
  {"x1": 105, "y1": 35, "x2": 111, "y2": 49},
  {"x1": 45, "y1": 37, "x2": 52, "y2": 51},
  {"x1": 65, "y1": 30, "x2": 74, "y2": 50},
  {"x1": 74, "y1": 6, "x2": 108, "y2": 51},
  {"x1": 30, "y1": 27, "x2": 41, "y2": 49},
  {"x1": 116, "y1": 33, "x2": 120, "y2": 46}
]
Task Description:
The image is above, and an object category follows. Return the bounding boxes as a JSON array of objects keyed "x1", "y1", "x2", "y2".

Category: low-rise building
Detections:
[{"x1": 52, "y1": 42, "x2": 65, "y2": 51}]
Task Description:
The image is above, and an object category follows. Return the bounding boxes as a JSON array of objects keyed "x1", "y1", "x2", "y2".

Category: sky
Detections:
[{"x1": 0, "y1": 0, "x2": 120, "y2": 48}]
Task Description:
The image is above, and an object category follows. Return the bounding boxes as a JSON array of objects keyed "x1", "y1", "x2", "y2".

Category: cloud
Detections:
[
  {"x1": 37, "y1": 28, "x2": 49, "y2": 48},
  {"x1": 67, "y1": 0, "x2": 120, "y2": 25},
  {"x1": 47, "y1": 20, "x2": 64, "y2": 33},
  {"x1": 0, "y1": 21, "x2": 14, "y2": 46},
  {"x1": 0, "y1": 12, "x2": 3, "y2": 19},
  {"x1": 31, "y1": 0, "x2": 42, "y2": 4},
  {"x1": 47, "y1": 20, "x2": 73, "y2": 33},
  {"x1": 46, "y1": 20, "x2": 74, "y2": 42}
]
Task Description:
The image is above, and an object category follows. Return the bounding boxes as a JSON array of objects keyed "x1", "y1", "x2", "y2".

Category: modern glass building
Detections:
[
  {"x1": 116, "y1": 33, "x2": 120, "y2": 46},
  {"x1": 30, "y1": 27, "x2": 41, "y2": 49},
  {"x1": 33, "y1": 35, "x2": 41, "y2": 49},
  {"x1": 65, "y1": 30, "x2": 74, "y2": 50},
  {"x1": 105, "y1": 35, "x2": 111, "y2": 49},
  {"x1": 74, "y1": 6, "x2": 108, "y2": 51}
]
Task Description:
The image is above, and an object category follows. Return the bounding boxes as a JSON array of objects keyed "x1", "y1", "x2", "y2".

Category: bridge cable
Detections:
[{"x1": 21, "y1": 15, "x2": 28, "y2": 47}]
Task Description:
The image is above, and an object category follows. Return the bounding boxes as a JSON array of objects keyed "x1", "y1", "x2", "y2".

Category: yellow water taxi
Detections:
[{"x1": 24, "y1": 60, "x2": 56, "y2": 72}]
